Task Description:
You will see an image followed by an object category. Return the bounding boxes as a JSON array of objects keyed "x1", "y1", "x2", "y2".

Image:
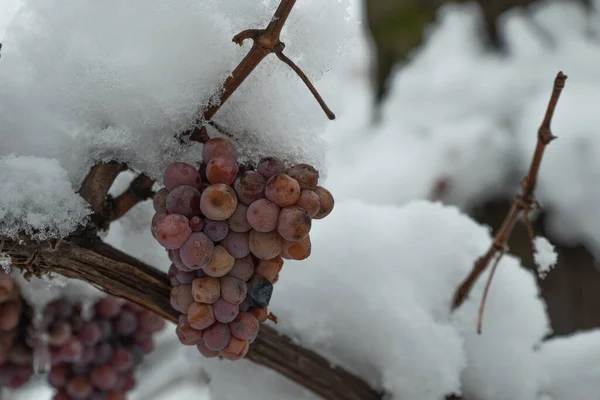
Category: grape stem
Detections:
[
  {"x1": 451, "y1": 72, "x2": 567, "y2": 333},
  {"x1": 107, "y1": 173, "x2": 155, "y2": 223},
  {"x1": 78, "y1": 162, "x2": 127, "y2": 229}
]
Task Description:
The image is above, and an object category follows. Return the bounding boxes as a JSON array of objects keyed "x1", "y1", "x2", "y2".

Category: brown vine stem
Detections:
[
  {"x1": 451, "y1": 72, "x2": 567, "y2": 331},
  {"x1": 107, "y1": 173, "x2": 155, "y2": 223},
  {"x1": 78, "y1": 162, "x2": 127, "y2": 229}
]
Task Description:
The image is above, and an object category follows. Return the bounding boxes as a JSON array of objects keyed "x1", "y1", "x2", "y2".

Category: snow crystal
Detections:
[
  {"x1": 0, "y1": 155, "x2": 90, "y2": 239},
  {"x1": 533, "y1": 236, "x2": 558, "y2": 278},
  {"x1": 0, "y1": 253, "x2": 12, "y2": 273}
]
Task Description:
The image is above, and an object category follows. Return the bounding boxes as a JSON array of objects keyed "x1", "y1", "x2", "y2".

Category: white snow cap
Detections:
[{"x1": 533, "y1": 236, "x2": 558, "y2": 279}]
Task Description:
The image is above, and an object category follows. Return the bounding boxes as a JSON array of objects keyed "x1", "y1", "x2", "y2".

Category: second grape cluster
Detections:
[{"x1": 152, "y1": 137, "x2": 334, "y2": 360}]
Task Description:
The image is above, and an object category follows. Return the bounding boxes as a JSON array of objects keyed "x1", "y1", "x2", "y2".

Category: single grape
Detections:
[
  {"x1": 170, "y1": 285, "x2": 194, "y2": 313},
  {"x1": 200, "y1": 184, "x2": 238, "y2": 221},
  {"x1": 212, "y1": 298, "x2": 239, "y2": 323},
  {"x1": 203, "y1": 245, "x2": 235, "y2": 277},
  {"x1": 233, "y1": 171, "x2": 265, "y2": 205},
  {"x1": 191, "y1": 277, "x2": 221, "y2": 304},
  {"x1": 202, "y1": 323, "x2": 231, "y2": 352},
  {"x1": 220, "y1": 231, "x2": 251, "y2": 258},
  {"x1": 57, "y1": 339, "x2": 83, "y2": 363},
  {"x1": 257, "y1": 157, "x2": 285, "y2": 179},
  {"x1": 153, "y1": 214, "x2": 192, "y2": 249},
  {"x1": 179, "y1": 232, "x2": 214, "y2": 270},
  {"x1": 203, "y1": 219, "x2": 229, "y2": 241},
  {"x1": 48, "y1": 322, "x2": 71, "y2": 348},
  {"x1": 202, "y1": 138, "x2": 238, "y2": 163},
  {"x1": 246, "y1": 199, "x2": 280, "y2": 232},
  {"x1": 169, "y1": 249, "x2": 192, "y2": 271},
  {"x1": 220, "y1": 277, "x2": 247, "y2": 305},
  {"x1": 229, "y1": 312, "x2": 259, "y2": 341},
  {"x1": 90, "y1": 365, "x2": 118, "y2": 391},
  {"x1": 249, "y1": 230, "x2": 282, "y2": 260},
  {"x1": 187, "y1": 302, "x2": 216, "y2": 330},
  {"x1": 0, "y1": 300, "x2": 20, "y2": 331},
  {"x1": 265, "y1": 174, "x2": 300, "y2": 207},
  {"x1": 281, "y1": 235, "x2": 311, "y2": 260},
  {"x1": 166, "y1": 185, "x2": 201, "y2": 218},
  {"x1": 176, "y1": 317, "x2": 204, "y2": 346},
  {"x1": 221, "y1": 337, "x2": 249, "y2": 361},
  {"x1": 246, "y1": 275, "x2": 273, "y2": 309},
  {"x1": 277, "y1": 206, "x2": 311, "y2": 242},
  {"x1": 295, "y1": 189, "x2": 320, "y2": 218},
  {"x1": 286, "y1": 163, "x2": 319, "y2": 189},
  {"x1": 79, "y1": 321, "x2": 102, "y2": 346},
  {"x1": 227, "y1": 203, "x2": 251, "y2": 232},
  {"x1": 153, "y1": 188, "x2": 169, "y2": 213},
  {"x1": 48, "y1": 363, "x2": 69, "y2": 388},
  {"x1": 196, "y1": 342, "x2": 220, "y2": 358},
  {"x1": 189, "y1": 216, "x2": 204, "y2": 232},
  {"x1": 163, "y1": 162, "x2": 202, "y2": 191},
  {"x1": 138, "y1": 310, "x2": 166, "y2": 333},
  {"x1": 110, "y1": 348, "x2": 134, "y2": 373},
  {"x1": 66, "y1": 375, "x2": 93, "y2": 399},
  {"x1": 255, "y1": 257, "x2": 283, "y2": 283},
  {"x1": 114, "y1": 310, "x2": 138, "y2": 336},
  {"x1": 313, "y1": 186, "x2": 334, "y2": 219},
  {"x1": 95, "y1": 297, "x2": 122, "y2": 319},
  {"x1": 206, "y1": 156, "x2": 239, "y2": 185},
  {"x1": 226, "y1": 256, "x2": 254, "y2": 281}
]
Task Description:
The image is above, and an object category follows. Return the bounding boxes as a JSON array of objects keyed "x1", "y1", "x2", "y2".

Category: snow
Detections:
[{"x1": 533, "y1": 236, "x2": 558, "y2": 278}]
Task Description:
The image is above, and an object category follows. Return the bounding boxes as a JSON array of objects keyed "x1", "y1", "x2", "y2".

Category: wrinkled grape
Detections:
[
  {"x1": 277, "y1": 206, "x2": 311, "y2": 242},
  {"x1": 246, "y1": 199, "x2": 279, "y2": 232},
  {"x1": 257, "y1": 157, "x2": 285, "y2": 179},
  {"x1": 191, "y1": 277, "x2": 220, "y2": 304},
  {"x1": 313, "y1": 186, "x2": 334, "y2": 219},
  {"x1": 226, "y1": 256, "x2": 254, "y2": 281},
  {"x1": 255, "y1": 257, "x2": 283, "y2": 283},
  {"x1": 220, "y1": 277, "x2": 247, "y2": 305},
  {"x1": 202, "y1": 138, "x2": 238, "y2": 163},
  {"x1": 163, "y1": 162, "x2": 202, "y2": 191},
  {"x1": 229, "y1": 312, "x2": 259, "y2": 341},
  {"x1": 206, "y1": 156, "x2": 238, "y2": 185},
  {"x1": 295, "y1": 190, "x2": 320, "y2": 218},
  {"x1": 170, "y1": 286, "x2": 194, "y2": 313},
  {"x1": 281, "y1": 236, "x2": 311, "y2": 260},
  {"x1": 220, "y1": 231, "x2": 251, "y2": 258},
  {"x1": 166, "y1": 185, "x2": 201, "y2": 218},
  {"x1": 212, "y1": 298, "x2": 239, "y2": 323},
  {"x1": 227, "y1": 203, "x2": 251, "y2": 233},
  {"x1": 187, "y1": 303, "x2": 215, "y2": 330},
  {"x1": 202, "y1": 323, "x2": 230, "y2": 352},
  {"x1": 153, "y1": 214, "x2": 192, "y2": 249},
  {"x1": 200, "y1": 184, "x2": 238, "y2": 221},
  {"x1": 249, "y1": 230, "x2": 282, "y2": 260},
  {"x1": 265, "y1": 174, "x2": 300, "y2": 207},
  {"x1": 286, "y1": 163, "x2": 319, "y2": 189},
  {"x1": 203, "y1": 246, "x2": 235, "y2": 277},
  {"x1": 221, "y1": 337, "x2": 249, "y2": 361},
  {"x1": 233, "y1": 171, "x2": 265, "y2": 205},
  {"x1": 179, "y1": 232, "x2": 214, "y2": 270}
]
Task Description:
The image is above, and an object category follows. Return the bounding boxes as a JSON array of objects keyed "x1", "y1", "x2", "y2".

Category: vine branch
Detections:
[{"x1": 451, "y1": 72, "x2": 567, "y2": 332}]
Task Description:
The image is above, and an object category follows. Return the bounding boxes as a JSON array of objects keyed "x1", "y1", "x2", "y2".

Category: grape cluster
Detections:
[{"x1": 153, "y1": 137, "x2": 334, "y2": 359}]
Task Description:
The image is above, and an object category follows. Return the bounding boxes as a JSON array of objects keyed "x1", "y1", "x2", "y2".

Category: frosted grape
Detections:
[
  {"x1": 152, "y1": 214, "x2": 192, "y2": 249},
  {"x1": 179, "y1": 232, "x2": 214, "y2": 270},
  {"x1": 286, "y1": 163, "x2": 319, "y2": 189},
  {"x1": 200, "y1": 184, "x2": 238, "y2": 221},
  {"x1": 150, "y1": 212, "x2": 167, "y2": 238},
  {"x1": 229, "y1": 312, "x2": 259, "y2": 341},
  {"x1": 247, "y1": 199, "x2": 280, "y2": 232},
  {"x1": 173, "y1": 268, "x2": 196, "y2": 285},
  {"x1": 189, "y1": 216, "x2": 204, "y2": 232},
  {"x1": 203, "y1": 219, "x2": 229, "y2": 242},
  {"x1": 187, "y1": 303, "x2": 215, "y2": 330},
  {"x1": 313, "y1": 186, "x2": 334, "y2": 219},
  {"x1": 220, "y1": 277, "x2": 247, "y2": 305},
  {"x1": 257, "y1": 157, "x2": 285, "y2": 179},
  {"x1": 282, "y1": 236, "x2": 311, "y2": 260},
  {"x1": 202, "y1": 138, "x2": 238, "y2": 163},
  {"x1": 206, "y1": 156, "x2": 239, "y2": 185},
  {"x1": 191, "y1": 277, "x2": 220, "y2": 304},
  {"x1": 166, "y1": 185, "x2": 201, "y2": 218},
  {"x1": 221, "y1": 337, "x2": 249, "y2": 361},
  {"x1": 249, "y1": 230, "x2": 282, "y2": 260},
  {"x1": 202, "y1": 323, "x2": 231, "y2": 352},
  {"x1": 163, "y1": 162, "x2": 202, "y2": 191},
  {"x1": 169, "y1": 285, "x2": 194, "y2": 313},
  {"x1": 277, "y1": 206, "x2": 311, "y2": 242},
  {"x1": 196, "y1": 342, "x2": 219, "y2": 358},
  {"x1": 152, "y1": 188, "x2": 169, "y2": 213},
  {"x1": 203, "y1": 246, "x2": 235, "y2": 277},
  {"x1": 227, "y1": 203, "x2": 251, "y2": 233},
  {"x1": 169, "y1": 249, "x2": 192, "y2": 272},
  {"x1": 176, "y1": 315, "x2": 203, "y2": 346},
  {"x1": 233, "y1": 171, "x2": 265, "y2": 205},
  {"x1": 226, "y1": 256, "x2": 254, "y2": 281},
  {"x1": 220, "y1": 231, "x2": 251, "y2": 258},
  {"x1": 212, "y1": 298, "x2": 239, "y2": 323},
  {"x1": 255, "y1": 257, "x2": 283, "y2": 283},
  {"x1": 295, "y1": 190, "x2": 320, "y2": 218},
  {"x1": 264, "y1": 174, "x2": 300, "y2": 207},
  {"x1": 247, "y1": 276, "x2": 273, "y2": 309}
]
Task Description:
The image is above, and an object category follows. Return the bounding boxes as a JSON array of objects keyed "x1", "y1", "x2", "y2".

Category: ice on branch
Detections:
[
  {"x1": 533, "y1": 236, "x2": 558, "y2": 279},
  {"x1": 0, "y1": 155, "x2": 90, "y2": 239}
]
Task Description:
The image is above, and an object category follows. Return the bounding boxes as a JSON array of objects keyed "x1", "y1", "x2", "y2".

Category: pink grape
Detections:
[
  {"x1": 249, "y1": 230, "x2": 282, "y2": 260},
  {"x1": 202, "y1": 138, "x2": 238, "y2": 163},
  {"x1": 90, "y1": 365, "x2": 118, "y2": 390},
  {"x1": 163, "y1": 162, "x2": 202, "y2": 191},
  {"x1": 202, "y1": 323, "x2": 231, "y2": 351},
  {"x1": 286, "y1": 163, "x2": 319, "y2": 189},
  {"x1": 110, "y1": 348, "x2": 134, "y2": 372},
  {"x1": 79, "y1": 322, "x2": 102, "y2": 346},
  {"x1": 277, "y1": 206, "x2": 311, "y2": 242},
  {"x1": 196, "y1": 342, "x2": 219, "y2": 358},
  {"x1": 264, "y1": 174, "x2": 300, "y2": 207},
  {"x1": 233, "y1": 171, "x2": 265, "y2": 205},
  {"x1": 255, "y1": 257, "x2": 283, "y2": 283},
  {"x1": 191, "y1": 277, "x2": 221, "y2": 304},
  {"x1": 179, "y1": 232, "x2": 214, "y2": 270},
  {"x1": 48, "y1": 363, "x2": 69, "y2": 388},
  {"x1": 172, "y1": 266, "x2": 196, "y2": 285},
  {"x1": 176, "y1": 315, "x2": 204, "y2": 345},
  {"x1": 220, "y1": 231, "x2": 251, "y2": 258},
  {"x1": 206, "y1": 156, "x2": 238, "y2": 185},
  {"x1": 281, "y1": 236, "x2": 311, "y2": 260},
  {"x1": 220, "y1": 277, "x2": 247, "y2": 305},
  {"x1": 187, "y1": 303, "x2": 215, "y2": 330},
  {"x1": 153, "y1": 214, "x2": 192, "y2": 249},
  {"x1": 246, "y1": 199, "x2": 280, "y2": 232},
  {"x1": 169, "y1": 249, "x2": 192, "y2": 271},
  {"x1": 166, "y1": 185, "x2": 201, "y2": 218},
  {"x1": 150, "y1": 212, "x2": 167, "y2": 238},
  {"x1": 200, "y1": 184, "x2": 238, "y2": 221},
  {"x1": 257, "y1": 157, "x2": 285, "y2": 179},
  {"x1": 66, "y1": 376, "x2": 93, "y2": 399},
  {"x1": 203, "y1": 245, "x2": 235, "y2": 277},
  {"x1": 229, "y1": 312, "x2": 259, "y2": 341},
  {"x1": 221, "y1": 337, "x2": 249, "y2": 361},
  {"x1": 95, "y1": 297, "x2": 122, "y2": 319},
  {"x1": 56, "y1": 339, "x2": 83, "y2": 363},
  {"x1": 114, "y1": 310, "x2": 138, "y2": 336},
  {"x1": 313, "y1": 186, "x2": 334, "y2": 219},
  {"x1": 189, "y1": 216, "x2": 204, "y2": 232},
  {"x1": 295, "y1": 189, "x2": 320, "y2": 218},
  {"x1": 153, "y1": 188, "x2": 169, "y2": 213},
  {"x1": 212, "y1": 298, "x2": 239, "y2": 323},
  {"x1": 0, "y1": 301, "x2": 21, "y2": 331},
  {"x1": 170, "y1": 285, "x2": 194, "y2": 313},
  {"x1": 203, "y1": 219, "x2": 229, "y2": 241},
  {"x1": 227, "y1": 256, "x2": 254, "y2": 281},
  {"x1": 48, "y1": 321, "x2": 72, "y2": 347},
  {"x1": 227, "y1": 203, "x2": 251, "y2": 232}
]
